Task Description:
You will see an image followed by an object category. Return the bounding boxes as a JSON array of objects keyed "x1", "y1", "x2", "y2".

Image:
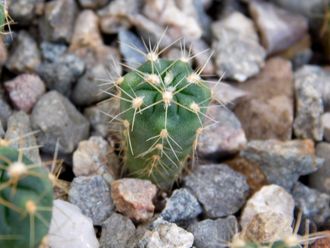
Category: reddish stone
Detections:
[{"x1": 111, "y1": 178, "x2": 157, "y2": 222}]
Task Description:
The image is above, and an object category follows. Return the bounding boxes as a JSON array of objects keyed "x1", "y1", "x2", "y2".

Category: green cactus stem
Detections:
[
  {"x1": 0, "y1": 145, "x2": 53, "y2": 248},
  {"x1": 117, "y1": 51, "x2": 212, "y2": 189}
]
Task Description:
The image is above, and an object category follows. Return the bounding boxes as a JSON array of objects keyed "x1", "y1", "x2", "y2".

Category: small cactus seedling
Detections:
[
  {"x1": 0, "y1": 145, "x2": 53, "y2": 248},
  {"x1": 113, "y1": 42, "x2": 212, "y2": 189}
]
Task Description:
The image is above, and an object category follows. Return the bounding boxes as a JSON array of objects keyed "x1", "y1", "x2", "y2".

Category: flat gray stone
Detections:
[
  {"x1": 292, "y1": 182, "x2": 330, "y2": 226},
  {"x1": 39, "y1": 0, "x2": 78, "y2": 42},
  {"x1": 160, "y1": 188, "x2": 202, "y2": 223},
  {"x1": 69, "y1": 175, "x2": 114, "y2": 225},
  {"x1": 188, "y1": 216, "x2": 238, "y2": 248},
  {"x1": 100, "y1": 213, "x2": 136, "y2": 248},
  {"x1": 309, "y1": 142, "x2": 330, "y2": 194},
  {"x1": 198, "y1": 106, "x2": 246, "y2": 159},
  {"x1": 184, "y1": 164, "x2": 249, "y2": 218},
  {"x1": 31, "y1": 91, "x2": 90, "y2": 154},
  {"x1": 212, "y1": 12, "x2": 266, "y2": 82},
  {"x1": 6, "y1": 31, "x2": 41, "y2": 73},
  {"x1": 241, "y1": 140, "x2": 324, "y2": 190},
  {"x1": 5, "y1": 111, "x2": 41, "y2": 164}
]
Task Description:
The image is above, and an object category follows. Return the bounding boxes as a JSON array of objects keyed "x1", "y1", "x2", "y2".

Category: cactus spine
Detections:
[
  {"x1": 117, "y1": 49, "x2": 211, "y2": 189},
  {"x1": 0, "y1": 145, "x2": 53, "y2": 248}
]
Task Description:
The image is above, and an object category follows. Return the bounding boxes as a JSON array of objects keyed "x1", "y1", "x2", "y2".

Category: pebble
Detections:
[
  {"x1": 292, "y1": 182, "x2": 330, "y2": 226},
  {"x1": 48, "y1": 199, "x2": 99, "y2": 248},
  {"x1": 188, "y1": 216, "x2": 238, "y2": 248},
  {"x1": 190, "y1": 39, "x2": 215, "y2": 76},
  {"x1": 138, "y1": 221, "x2": 194, "y2": 248},
  {"x1": 78, "y1": 0, "x2": 110, "y2": 9},
  {"x1": 40, "y1": 42, "x2": 67, "y2": 62},
  {"x1": 118, "y1": 28, "x2": 147, "y2": 68},
  {"x1": 111, "y1": 178, "x2": 157, "y2": 222},
  {"x1": 6, "y1": 31, "x2": 41, "y2": 73},
  {"x1": 73, "y1": 136, "x2": 113, "y2": 178},
  {"x1": 0, "y1": 93, "x2": 12, "y2": 129},
  {"x1": 84, "y1": 98, "x2": 120, "y2": 138},
  {"x1": 98, "y1": 0, "x2": 140, "y2": 35},
  {"x1": 241, "y1": 139, "x2": 323, "y2": 190},
  {"x1": 0, "y1": 39, "x2": 8, "y2": 67},
  {"x1": 160, "y1": 188, "x2": 202, "y2": 223},
  {"x1": 234, "y1": 57, "x2": 294, "y2": 140},
  {"x1": 294, "y1": 66, "x2": 325, "y2": 141},
  {"x1": 5, "y1": 111, "x2": 41, "y2": 164},
  {"x1": 38, "y1": 46, "x2": 85, "y2": 95},
  {"x1": 272, "y1": 0, "x2": 327, "y2": 33},
  {"x1": 322, "y1": 113, "x2": 330, "y2": 142},
  {"x1": 100, "y1": 213, "x2": 136, "y2": 248},
  {"x1": 212, "y1": 11, "x2": 266, "y2": 82},
  {"x1": 142, "y1": 0, "x2": 203, "y2": 41},
  {"x1": 240, "y1": 185, "x2": 294, "y2": 228},
  {"x1": 70, "y1": 10, "x2": 103, "y2": 54},
  {"x1": 31, "y1": 91, "x2": 90, "y2": 154},
  {"x1": 240, "y1": 185, "x2": 294, "y2": 243},
  {"x1": 210, "y1": 81, "x2": 248, "y2": 108},
  {"x1": 309, "y1": 143, "x2": 330, "y2": 194},
  {"x1": 249, "y1": 0, "x2": 308, "y2": 54},
  {"x1": 0, "y1": 121, "x2": 4, "y2": 138},
  {"x1": 8, "y1": 0, "x2": 38, "y2": 24},
  {"x1": 4, "y1": 74, "x2": 46, "y2": 113},
  {"x1": 198, "y1": 106, "x2": 246, "y2": 159},
  {"x1": 242, "y1": 212, "x2": 293, "y2": 244},
  {"x1": 226, "y1": 157, "x2": 267, "y2": 194},
  {"x1": 184, "y1": 164, "x2": 249, "y2": 218},
  {"x1": 71, "y1": 63, "x2": 113, "y2": 106},
  {"x1": 311, "y1": 231, "x2": 330, "y2": 248},
  {"x1": 39, "y1": 0, "x2": 78, "y2": 43},
  {"x1": 68, "y1": 175, "x2": 114, "y2": 225}
]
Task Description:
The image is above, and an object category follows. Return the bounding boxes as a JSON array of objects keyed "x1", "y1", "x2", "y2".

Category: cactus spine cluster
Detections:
[
  {"x1": 117, "y1": 48, "x2": 211, "y2": 189},
  {"x1": 0, "y1": 144, "x2": 53, "y2": 248}
]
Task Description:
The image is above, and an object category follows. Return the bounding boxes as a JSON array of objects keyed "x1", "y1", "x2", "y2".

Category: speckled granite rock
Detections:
[
  {"x1": 241, "y1": 139, "x2": 323, "y2": 190},
  {"x1": 184, "y1": 164, "x2": 249, "y2": 218}
]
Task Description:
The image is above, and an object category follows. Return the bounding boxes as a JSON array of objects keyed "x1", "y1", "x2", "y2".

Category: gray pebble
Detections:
[
  {"x1": 292, "y1": 182, "x2": 330, "y2": 226},
  {"x1": 160, "y1": 188, "x2": 202, "y2": 223},
  {"x1": 119, "y1": 29, "x2": 147, "y2": 68},
  {"x1": 31, "y1": 91, "x2": 90, "y2": 154},
  {"x1": 8, "y1": 0, "x2": 38, "y2": 24},
  {"x1": 309, "y1": 142, "x2": 330, "y2": 194},
  {"x1": 198, "y1": 106, "x2": 246, "y2": 159},
  {"x1": 6, "y1": 31, "x2": 41, "y2": 73},
  {"x1": 5, "y1": 111, "x2": 41, "y2": 164},
  {"x1": 241, "y1": 140, "x2": 324, "y2": 190},
  {"x1": 39, "y1": 0, "x2": 78, "y2": 43},
  {"x1": 38, "y1": 53, "x2": 85, "y2": 96},
  {"x1": 188, "y1": 216, "x2": 238, "y2": 248},
  {"x1": 78, "y1": 0, "x2": 110, "y2": 9},
  {"x1": 100, "y1": 213, "x2": 136, "y2": 248},
  {"x1": 69, "y1": 175, "x2": 114, "y2": 225},
  {"x1": 184, "y1": 164, "x2": 249, "y2": 218}
]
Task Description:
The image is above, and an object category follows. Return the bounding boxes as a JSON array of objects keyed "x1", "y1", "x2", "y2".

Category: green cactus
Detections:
[
  {"x1": 234, "y1": 241, "x2": 300, "y2": 248},
  {"x1": 116, "y1": 50, "x2": 212, "y2": 189},
  {"x1": 0, "y1": 145, "x2": 53, "y2": 248},
  {"x1": 0, "y1": 2, "x2": 5, "y2": 32}
]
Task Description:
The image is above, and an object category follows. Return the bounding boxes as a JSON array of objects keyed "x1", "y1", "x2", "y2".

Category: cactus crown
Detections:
[
  {"x1": 115, "y1": 46, "x2": 212, "y2": 189},
  {"x1": 0, "y1": 145, "x2": 53, "y2": 248}
]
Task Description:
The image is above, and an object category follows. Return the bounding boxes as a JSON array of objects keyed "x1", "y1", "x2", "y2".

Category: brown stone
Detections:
[
  {"x1": 111, "y1": 178, "x2": 157, "y2": 222},
  {"x1": 234, "y1": 57, "x2": 293, "y2": 140},
  {"x1": 226, "y1": 157, "x2": 267, "y2": 194},
  {"x1": 311, "y1": 231, "x2": 330, "y2": 248}
]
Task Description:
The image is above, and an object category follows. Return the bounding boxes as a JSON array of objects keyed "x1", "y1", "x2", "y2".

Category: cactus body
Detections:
[
  {"x1": 0, "y1": 146, "x2": 53, "y2": 248},
  {"x1": 119, "y1": 57, "x2": 211, "y2": 189}
]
